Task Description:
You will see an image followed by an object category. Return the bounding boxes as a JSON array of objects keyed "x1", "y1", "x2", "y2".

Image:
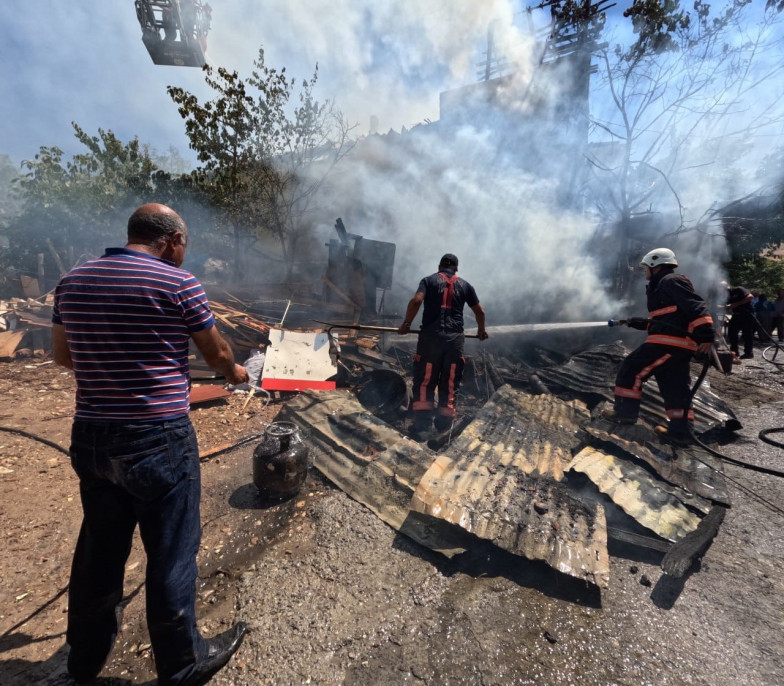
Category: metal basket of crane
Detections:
[{"x1": 135, "y1": 0, "x2": 212, "y2": 67}]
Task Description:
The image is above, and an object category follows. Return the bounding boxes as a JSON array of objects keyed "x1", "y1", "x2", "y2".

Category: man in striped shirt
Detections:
[{"x1": 52, "y1": 203, "x2": 249, "y2": 686}]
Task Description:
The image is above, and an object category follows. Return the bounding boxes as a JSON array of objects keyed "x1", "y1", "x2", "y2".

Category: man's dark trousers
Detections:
[
  {"x1": 412, "y1": 330, "x2": 465, "y2": 429},
  {"x1": 727, "y1": 310, "x2": 755, "y2": 356},
  {"x1": 613, "y1": 343, "x2": 693, "y2": 437},
  {"x1": 67, "y1": 416, "x2": 206, "y2": 685}
]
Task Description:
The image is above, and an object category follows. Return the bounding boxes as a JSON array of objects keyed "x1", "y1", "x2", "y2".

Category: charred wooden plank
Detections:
[{"x1": 661, "y1": 504, "x2": 728, "y2": 577}]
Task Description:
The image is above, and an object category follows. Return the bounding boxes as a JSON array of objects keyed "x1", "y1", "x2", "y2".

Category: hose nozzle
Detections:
[{"x1": 608, "y1": 319, "x2": 628, "y2": 327}]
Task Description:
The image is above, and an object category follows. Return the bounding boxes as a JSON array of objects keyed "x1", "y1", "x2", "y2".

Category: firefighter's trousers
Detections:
[
  {"x1": 613, "y1": 342, "x2": 694, "y2": 436},
  {"x1": 411, "y1": 331, "x2": 465, "y2": 430}
]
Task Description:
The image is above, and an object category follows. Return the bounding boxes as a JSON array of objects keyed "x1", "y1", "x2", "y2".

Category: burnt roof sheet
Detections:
[
  {"x1": 410, "y1": 386, "x2": 609, "y2": 587},
  {"x1": 536, "y1": 342, "x2": 741, "y2": 433},
  {"x1": 569, "y1": 446, "x2": 702, "y2": 542},
  {"x1": 584, "y1": 423, "x2": 731, "y2": 506},
  {"x1": 446, "y1": 384, "x2": 591, "y2": 480}
]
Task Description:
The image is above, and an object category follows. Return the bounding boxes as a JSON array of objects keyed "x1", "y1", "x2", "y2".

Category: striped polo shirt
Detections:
[{"x1": 52, "y1": 247, "x2": 215, "y2": 421}]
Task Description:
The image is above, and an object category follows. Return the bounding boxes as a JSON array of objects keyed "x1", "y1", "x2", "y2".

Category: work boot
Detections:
[
  {"x1": 600, "y1": 408, "x2": 637, "y2": 425},
  {"x1": 176, "y1": 622, "x2": 248, "y2": 686},
  {"x1": 740, "y1": 353, "x2": 754, "y2": 359},
  {"x1": 409, "y1": 414, "x2": 433, "y2": 440},
  {"x1": 654, "y1": 425, "x2": 692, "y2": 448}
]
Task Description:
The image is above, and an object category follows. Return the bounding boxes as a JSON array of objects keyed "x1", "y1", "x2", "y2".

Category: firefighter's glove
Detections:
[
  {"x1": 478, "y1": 329, "x2": 489, "y2": 341},
  {"x1": 626, "y1": 317, "x2": 649, "y2": 330}
]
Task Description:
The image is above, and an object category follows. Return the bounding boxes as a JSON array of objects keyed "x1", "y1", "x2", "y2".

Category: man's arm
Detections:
[
  {"x1": 728, "y1": 290, "x2": 753, "y2": 309},
  {"x1": 470, "y1": 303, "x2": 489, "y2": 340},
  {"x1": 191, "y1": 325, "x2": 249, "y2": 385},
  {"x1": 398, "y1": 292, "x2": 424, "y2": 335},
  {"x1": 52, "y1": 324, "x2": 73, "y2": 369}
]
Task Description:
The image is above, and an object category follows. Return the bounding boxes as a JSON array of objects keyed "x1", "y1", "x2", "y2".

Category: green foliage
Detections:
[
  {"x1": 0, "y1": 125, "x2": 198, "y2": 296},
  {"x1": 727, "y1": 256, "x2": 784, "y2": 295},
  {"x1": 0, "y1": 154, "x2": 21, "y2": 229},
  {"x1": 167, "y1": 47, "x2": 354, "y2": 279}
]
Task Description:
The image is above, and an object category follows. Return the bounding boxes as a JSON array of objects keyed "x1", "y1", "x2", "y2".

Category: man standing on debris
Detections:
[
  {"x1": 51, "y1": 203, "x2": 249, "y2": 686},
  {"x1": 398, "y1": 253, "x2": 488, "y2": 436},
  {"x1": 603, "y1": 248, "x2": 714, "y2": 446},
  {"x1": 726, "y1": 284, "x2": 756, "y2": 359}
]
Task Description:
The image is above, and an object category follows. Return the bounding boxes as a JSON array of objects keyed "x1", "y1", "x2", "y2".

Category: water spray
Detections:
[{"x1": 465, "y1": 321, "x2": 612, "y2": 336}]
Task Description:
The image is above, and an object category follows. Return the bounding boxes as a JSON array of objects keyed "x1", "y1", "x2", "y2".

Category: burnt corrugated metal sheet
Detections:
[
  {"x1": 411, "y1": 454, "x2": 610, "y2": 587},
  {"x1": 446, "y1": 384, "x2": 591, "y2": 480},
  {"x1": 282, "y1": 387, "x2": 610, "y2": 587},
  {"x1": 409, "y1": 386, "x2": 609, "y2": 587},
  {"x1": 535, "y1": 342, "x2": 741, "y2": 433},
  {"x1": 584, "y1": 423, "x2": 730, "y2": 506},
  {"x1": 569, "y1": 446, "x2": 702, "y2": 542},
  {"x1": 278, "y1": 390, "x2": 474, "y2": 557}
]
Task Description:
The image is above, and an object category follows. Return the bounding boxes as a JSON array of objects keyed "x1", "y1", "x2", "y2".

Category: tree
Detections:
[
  {"x1": 168, "y1": 48, "x2": 355, "y2": 281},
  {"x1": 584, "y1": 1, "x2": 784, "y2": 292},
  {"x1": 2, "y1": 125, "x2": 198, "y2": 295}
]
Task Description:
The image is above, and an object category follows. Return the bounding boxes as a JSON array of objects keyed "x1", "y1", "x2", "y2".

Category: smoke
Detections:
[{"x1": 2, "y1": 2, "x2": 782, "y2": 322}]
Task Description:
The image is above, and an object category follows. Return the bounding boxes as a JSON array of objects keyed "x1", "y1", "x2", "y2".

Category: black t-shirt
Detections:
[
  {"x1": 417, "y1": 270, "x2": 479, "y2": 333},
  {"x1": 728, "y1": 286, "x2": 753, "y2": 314}
]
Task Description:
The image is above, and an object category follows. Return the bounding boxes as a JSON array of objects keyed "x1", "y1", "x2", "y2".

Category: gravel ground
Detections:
[
  {"x1": 208, "y1": 400, "x2": 784, "y2": 686},
  {"x1": 3, "y1": 355, "x2": 782, "y2": 686}
]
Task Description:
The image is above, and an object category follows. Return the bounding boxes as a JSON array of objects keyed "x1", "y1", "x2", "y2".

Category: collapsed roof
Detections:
[{"x1": 280, "y1": 342, "x2": 737, "y2": 590}]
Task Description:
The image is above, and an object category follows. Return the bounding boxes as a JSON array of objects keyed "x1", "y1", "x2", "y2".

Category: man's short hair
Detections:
[
  {"x1": 439, "y1": 253, "x2": 458, "y2": 270},
  {"x1": 127, "y1": 205, "x2": 187, "y2": 247}
]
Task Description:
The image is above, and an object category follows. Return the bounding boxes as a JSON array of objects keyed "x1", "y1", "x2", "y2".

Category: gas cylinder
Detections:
[{"x1": 252, "y1": 421, "x2": 309, "y2": 500}]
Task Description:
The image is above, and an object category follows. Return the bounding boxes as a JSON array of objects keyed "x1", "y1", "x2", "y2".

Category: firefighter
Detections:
[
  {"x1": 398, "y1": 253, "x2": 488, "y2": 436},
  {"x1": 603, "y1": 248, "x2": 715, "y2": 446}
]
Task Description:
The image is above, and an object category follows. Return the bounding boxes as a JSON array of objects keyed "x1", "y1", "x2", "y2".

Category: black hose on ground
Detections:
[
  {"x1": 684, "y1": 357, "x2": 784, "y2": 479},
  {"x1": 747, "y1": 313, "x2": 784, "y2": 448},
  {"x1": 681, "y1": 354, "x2": 784, "y2": 518},
  {"x1": 0, "y1": 425, "x2": 69, "y2": 455}
]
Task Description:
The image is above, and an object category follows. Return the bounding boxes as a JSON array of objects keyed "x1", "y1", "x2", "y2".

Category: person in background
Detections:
[
  {"x1": 727, "y1": 284, "x2": 756, "y2": 359},
  {"x1": 602, "y1": 247, "x2": 714, "y2": 447},
  {"x1": 52, "y1": 204, "x2": 249, "y2": 686},
  {"x1": 398, "y1": 253, "x2": 488, "y2": 437},
  {"x1": 754, "y1": 292, "x2": 774, "y2": 340},
  {"x1": 771, "y1": 289, "x2": 784, "y2": 342}
]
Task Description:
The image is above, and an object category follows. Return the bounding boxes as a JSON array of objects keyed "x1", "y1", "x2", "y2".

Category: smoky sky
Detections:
[{"x1": 2, "y1": 2, "x2": 782, "y2": 324}]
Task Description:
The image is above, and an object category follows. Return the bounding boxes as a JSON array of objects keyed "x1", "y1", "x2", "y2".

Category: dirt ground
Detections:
[{"x1": 1, "y1": 343, "x2": 784, "y2": 685}]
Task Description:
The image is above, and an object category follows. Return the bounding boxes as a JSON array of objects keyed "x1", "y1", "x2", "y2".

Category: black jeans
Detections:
[
  {"x1": 727, "y1": 311, "x2": 755, "y2": 356},
  {"x1": 67, "y1": 416, "x2": 205, "y2": 684}
]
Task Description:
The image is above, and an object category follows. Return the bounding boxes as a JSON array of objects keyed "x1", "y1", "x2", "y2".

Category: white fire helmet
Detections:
[{"x1": 640, "y1": 248, "x2": 678, "y2": 268}]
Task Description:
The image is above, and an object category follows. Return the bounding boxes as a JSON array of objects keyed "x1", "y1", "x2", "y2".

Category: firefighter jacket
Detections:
[{"x1": 644, "y1": 268, "x2": 714, "y2": 351}]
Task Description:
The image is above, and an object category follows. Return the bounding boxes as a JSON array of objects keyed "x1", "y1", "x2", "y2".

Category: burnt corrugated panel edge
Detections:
[
  {"x1": 584, "y1": 425, "x2": 731, "y2": 506},
  {"x1": 411, "y1": 454, "x2": 610, "y2": 588},
  {"x1": 569, "y1": 446, "x2": 702, "y2": 542}
]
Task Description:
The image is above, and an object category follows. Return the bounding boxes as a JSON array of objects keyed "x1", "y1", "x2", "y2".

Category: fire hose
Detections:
[{"x1": 746, "y1": 311, "x2": 784, "y2": 449}]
